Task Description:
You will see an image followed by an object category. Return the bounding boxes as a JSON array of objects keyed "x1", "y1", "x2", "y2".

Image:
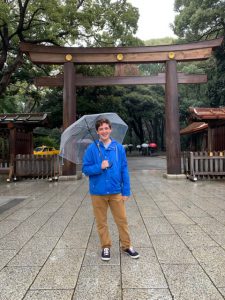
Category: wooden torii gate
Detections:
[
  {"x1": 20, "y1": 38, "x2": 223, "y2": 176},
  {"x1": 34, "y1": 71, "x2": 207, "y2": 177}
]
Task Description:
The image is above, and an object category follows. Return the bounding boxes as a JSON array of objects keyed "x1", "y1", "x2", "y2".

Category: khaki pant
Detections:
[{"x1": 91, "y1": 194, "x2": 131, "y2": 250}]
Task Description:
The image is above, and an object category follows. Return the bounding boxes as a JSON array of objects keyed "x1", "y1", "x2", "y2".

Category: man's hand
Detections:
[
  {"x1": 122, "y1": 196, "x2": 129, "y2": 201},
  {"x1": 101, "y1": 160, "x2": 109, "y2": 169}
]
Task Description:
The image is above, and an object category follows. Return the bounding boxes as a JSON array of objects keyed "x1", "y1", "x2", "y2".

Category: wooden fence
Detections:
[
  {"x1": 0, "y1": 159, "x2": 9, "y2": 171},
  {"x1": 0, "y1": 154, "x2": 62, "y2": 181},
  {"x1": 183, "y1": 151, "x2": 225, "y2": 181},
  {"x1": 0, "y1": 159, "x2": 13, "y2": 181}
]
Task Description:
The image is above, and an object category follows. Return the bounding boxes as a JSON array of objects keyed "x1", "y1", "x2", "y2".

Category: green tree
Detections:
[
  {"x1": 77, "y1": 86, "x2": 124, "y2": 114},
  {"x1": 121, "y1": 85, "x2": 165, "y2": 145},
  {"x1": 173, "y1": 0, "x2": 225, "y2": 40},
  {"x1": 173, "y1": 0, "x2": 225, "y2": 108},
  {"x1": 0, "y1": 0, "x2": 139, "y2": 98},
  {"x1": 37, "y1": 88, "x2": 63, "y2": 128},
  {"x1": 145, "y1": 37, "x2": 176, "y2": 46}
]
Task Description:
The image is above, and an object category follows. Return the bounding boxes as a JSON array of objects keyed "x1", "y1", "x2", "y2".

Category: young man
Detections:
[{"x1": 82, "y1": 118, "x2": 139, "y2": 261}]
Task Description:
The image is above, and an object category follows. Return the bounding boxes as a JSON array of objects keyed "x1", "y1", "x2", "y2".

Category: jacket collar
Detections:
[{"x1": 97, "y1": 138, "x2": 116, "y2": 149}]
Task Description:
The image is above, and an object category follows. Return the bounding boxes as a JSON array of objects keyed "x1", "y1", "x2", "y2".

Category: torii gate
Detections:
[
  {"x1": 20, "y1": 38, "x2": 223, "y2": 176},
  {"x1": 34, "y1": 71, "x2": 207, "y2": 177}
]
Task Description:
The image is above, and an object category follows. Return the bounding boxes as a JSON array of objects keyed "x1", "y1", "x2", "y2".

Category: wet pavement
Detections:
[
  {"x1": 1, "y1": 155, "x2": 225, "y2": 299},
  {"x1": 127, "y1": 154, "x2": 167, "y2": 171}
]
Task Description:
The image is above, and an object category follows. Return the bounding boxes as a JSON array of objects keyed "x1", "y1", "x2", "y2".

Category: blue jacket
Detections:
[{"x1": 82, "y1": 139, "x2": 130, "y2": 196}]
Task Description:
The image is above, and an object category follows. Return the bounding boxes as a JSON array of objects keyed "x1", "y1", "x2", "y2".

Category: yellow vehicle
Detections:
[{"x1": 33, "y1": 145, "x2": 60, "y2": 155}]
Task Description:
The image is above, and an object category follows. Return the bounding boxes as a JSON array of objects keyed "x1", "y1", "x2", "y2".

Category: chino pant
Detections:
[{"x1": 91, "y1": 194, "x2": 131, "y2": 250}]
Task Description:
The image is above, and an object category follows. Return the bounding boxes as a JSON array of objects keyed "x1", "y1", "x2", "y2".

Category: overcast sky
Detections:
[{"x1": 127, "y1": 0, "x2": 177, "y2": 40}]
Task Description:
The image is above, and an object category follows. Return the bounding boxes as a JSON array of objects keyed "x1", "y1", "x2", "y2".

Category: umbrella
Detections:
[
  {"x1": 141, "y1": 143, "x2": 148, "y2": 148},
  {"x1": 149, "y1": 143, "x2": 157, "y2": 148},
  {"x1": 60, "y1": 112, "x2": 128, "y2": 164}
]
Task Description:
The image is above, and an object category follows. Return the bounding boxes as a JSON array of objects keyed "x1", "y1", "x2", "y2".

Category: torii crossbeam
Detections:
[
  {"x1": 20, "y1": 37, "x2": 223, "y2": 176},
  {"x1": 34, "y1": 73, "x2": 207, "y2": 87}
]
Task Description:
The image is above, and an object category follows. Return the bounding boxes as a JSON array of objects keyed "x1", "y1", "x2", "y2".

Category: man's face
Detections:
[{"x1": 97, "y1": 122, "x2": 112, "y2": 142}]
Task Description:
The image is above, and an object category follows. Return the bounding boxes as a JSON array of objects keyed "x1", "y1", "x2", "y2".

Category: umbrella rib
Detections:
[{"x1": 84, "y1": 118, "x2": 103, "y2": 159}]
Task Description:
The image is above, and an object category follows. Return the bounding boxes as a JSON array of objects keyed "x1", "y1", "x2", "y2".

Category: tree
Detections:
[
  {"x1": 37, "y1": 88, "x2": 63, "y2": 128},
  {"x1": 0, "y1": 0, "x2": 139, "y2": 97},
  {"x1": 173, "y1": 0, "x2": 225, "y2": 107},
  {"x1": 121, "y1": 85, "x2": 165, "y2": 145},
  {"x1": 173, "y1": 0, "x2": 225, "y2": 40}
]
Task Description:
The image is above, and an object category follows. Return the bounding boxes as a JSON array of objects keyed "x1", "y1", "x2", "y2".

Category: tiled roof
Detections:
[
  {"x1": 0, "y1": 113, "x2": 49, "y2": 125},
  {"x1": 180, "y1": 122, "x2": 208, "y2": 135},
  {"x1": 189, "y1": 107, "x2": 225, "y2": 120}
]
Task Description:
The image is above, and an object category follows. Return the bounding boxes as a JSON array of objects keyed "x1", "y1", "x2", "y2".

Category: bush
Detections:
[{"x1": 33, "y1": 136, "x2": 59, "y2": 149}]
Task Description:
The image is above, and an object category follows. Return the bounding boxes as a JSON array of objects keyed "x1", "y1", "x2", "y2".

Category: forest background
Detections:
[{"x1": 0, "y1": 0, "x2": 224, "y2": 150}]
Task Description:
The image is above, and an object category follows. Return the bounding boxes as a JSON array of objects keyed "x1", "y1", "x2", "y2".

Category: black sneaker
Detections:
[
  {"x1": 123, "y1": 247, "x2": 139, "y2": 259},
  {"x1": 101, "y1": 247, "x2": 111, "y2": 261}
]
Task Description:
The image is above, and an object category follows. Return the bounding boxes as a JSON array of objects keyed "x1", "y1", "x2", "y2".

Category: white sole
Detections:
[
  {"x1": 101, "y1": 257, "x2": 111, "y2": 261},
  {"x1": 131, "y1": 255, "x2": 140, "y2": 259},
  {"x1": 124, "y1": 252, "x2": 140, "y2": 259}
]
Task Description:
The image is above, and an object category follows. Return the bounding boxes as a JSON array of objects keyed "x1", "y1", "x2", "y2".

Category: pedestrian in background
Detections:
[{"x1": 141, "y1": 142, "x2": 148, "y2": 156}]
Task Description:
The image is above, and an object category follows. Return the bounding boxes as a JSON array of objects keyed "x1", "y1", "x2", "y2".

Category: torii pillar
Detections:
[
  {"x1": 62, "y1": 61, "x2": 76, "y2": 175},
  {"x1": 165, "y1": 59, "x2": 181, "y2": 173}
]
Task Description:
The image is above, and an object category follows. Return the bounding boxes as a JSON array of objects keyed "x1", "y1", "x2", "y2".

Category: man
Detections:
[{"x1": 82, "y1": 118, "x2": 139, "y2": 261}]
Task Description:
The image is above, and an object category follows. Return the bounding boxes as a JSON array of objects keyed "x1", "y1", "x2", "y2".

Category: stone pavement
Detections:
[{"x1": 1, "y1": 156, "x2": 225, "y2": 299}]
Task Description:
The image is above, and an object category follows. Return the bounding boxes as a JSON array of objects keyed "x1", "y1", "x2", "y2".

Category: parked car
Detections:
[{"x1": 33, "y1": 145, "x2": 60, "y2": 155}]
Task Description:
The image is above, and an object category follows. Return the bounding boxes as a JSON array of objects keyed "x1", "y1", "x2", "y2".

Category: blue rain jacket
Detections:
[{"x1": 82, "y1": 139, "x2": 130, "y2": 196}]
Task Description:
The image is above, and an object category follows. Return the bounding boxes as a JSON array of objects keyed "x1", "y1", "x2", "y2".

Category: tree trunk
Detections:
[{"x1": 0, "y1": 51, "x2": 23, "y2": 97}]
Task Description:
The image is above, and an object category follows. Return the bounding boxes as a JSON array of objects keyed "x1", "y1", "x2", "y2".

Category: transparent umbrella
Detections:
[{"x1": 60, "y1": 112, "x2": 128, "y2": 164}]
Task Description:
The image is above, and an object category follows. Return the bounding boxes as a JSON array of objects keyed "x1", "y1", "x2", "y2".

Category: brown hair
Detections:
[{"x1": 95, "y1": 118, "x2": 112, "y2": 130}]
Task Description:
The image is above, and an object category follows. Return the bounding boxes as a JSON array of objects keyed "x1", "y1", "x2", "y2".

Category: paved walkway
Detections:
[{"x1": 1, "y1": 156, "x2": 225, "y2": 299}]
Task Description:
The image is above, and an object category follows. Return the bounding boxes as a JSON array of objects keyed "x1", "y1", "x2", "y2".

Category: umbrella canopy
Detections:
[
  {"x1": 149, "y1": 143, "x2": 157, "y2": 148},
  {"x1": 141, "y1": 143, "x2": 148, "y2": 148},
  {"x1": 60, "y1": 112, "x2": 128, "y2": 164}
]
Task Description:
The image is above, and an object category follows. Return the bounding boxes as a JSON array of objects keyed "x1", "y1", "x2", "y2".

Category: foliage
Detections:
[
  {"x1": 208, "y1": 46, "x2": 225, "y2": 107},
  {"x1": 33, "y1": 127, "x2": 61, "y2": 148},
  {"x1": 145, "y1": 37, "x2": 177, "y2": 46},
  {"x1": 177, "y1": 60, "x2": 211, "y2": 123},
  {"x1": 0, "y1": 0, "x2": 139, "y2": 98},
  {"x1": 173, "y1": 0, "x2": 225, "y2": 40},
  {"x1": 172, "y1": 0, "x2": 225, "y2": 152},
  {"x1": 122, "y1": 86, "x2": 164, "y2": 143},
  {"x1": 77, "y1": 85, "x2": 126, "y2": 118},
  {"x1": 37, "y1": 88, "x2": 63, "y2": 128},
  {"x1": 33, "y1": 135, "x2": 58, "y2": 149}
]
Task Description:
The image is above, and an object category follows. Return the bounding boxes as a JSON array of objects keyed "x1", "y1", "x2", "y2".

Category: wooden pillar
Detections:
[
  {"x1": 62, "y1": 61, "x2": 76, "y2": 175},
  {"x1": 165, "y1": 60, "x2": 181, "y2": 174},
  {"x1": 8, "y1": 124, "x2": 16, "y2": 164},
  {"x1": 208, "y1": 122, "x2": 213, "y2": 151}
]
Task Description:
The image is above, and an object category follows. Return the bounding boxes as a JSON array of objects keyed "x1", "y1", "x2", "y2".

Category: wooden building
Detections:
[
  {"x1": 180, "y1": 107, "x2": 225, "y2": 151},
  {"x1": 0, "y1": 113, "x2": 50, "y2": 165}
]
